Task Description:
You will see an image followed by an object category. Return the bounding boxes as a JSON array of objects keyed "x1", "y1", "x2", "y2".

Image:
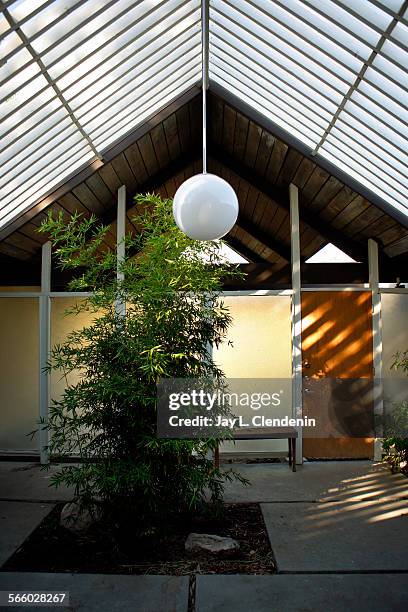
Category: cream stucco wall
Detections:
[
  {"x1": 214, "y1": 295, "x2": 292, "y2": 455},
  {"x1": 50, "y1": 298, "x2": 99, "y2": 401},
  {"x1": 381, "y1": 294, "x2": 408, "y2": 377},
  {"x1": 0, "y1": 296, "x2": 97, "y2": 452},
  {"x1": 381, "y1": 293, "x2": 408, "y2": 408},
  {"x1": 0, "y1": 298, "x2": 39, "y2": 451},
  {"x1": 0, "y1": 292, "x2": 293, "y2": 456}
]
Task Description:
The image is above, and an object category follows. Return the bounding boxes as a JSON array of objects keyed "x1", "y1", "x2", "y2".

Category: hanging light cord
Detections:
[{"x1": 202, "y1": 0, "x2": 209, "y2": 174}]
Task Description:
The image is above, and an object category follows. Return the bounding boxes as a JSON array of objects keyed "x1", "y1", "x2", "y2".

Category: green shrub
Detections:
[
  {"x1": 383, "y1": 435, "x2": 408, "y2": 474},
  {"x1": 39, "y1": 194, "x2": 247, "y2": 530},
  {"x1": 382, "y1": 351, "x2": 408, "y2": 476}
]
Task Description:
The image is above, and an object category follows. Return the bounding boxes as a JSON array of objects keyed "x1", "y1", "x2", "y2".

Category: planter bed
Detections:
[{"x1": 2, "y1": 503, "x2": 275, "y2": 575}]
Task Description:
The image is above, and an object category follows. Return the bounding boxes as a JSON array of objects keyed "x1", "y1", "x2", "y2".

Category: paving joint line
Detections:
[
  {"x1": 232, "y1": 498, "x2": 408, "y2": 503},
  {"x1": 277, "y1": 570, "x2": 408, "y2": 575}
]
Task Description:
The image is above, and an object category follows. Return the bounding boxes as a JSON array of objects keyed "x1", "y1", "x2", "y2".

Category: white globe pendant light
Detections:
[
  {"x1": 173, "y1": 173, "x2": 238, "y2": 241},
  {"x1": 172, "y1": 1, "x2": 238, "y2": 241}
]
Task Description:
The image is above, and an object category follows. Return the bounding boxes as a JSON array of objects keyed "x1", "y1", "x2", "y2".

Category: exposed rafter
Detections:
[
  {"x1": 100, "y1": 152, "x2": 201, "y2": 226},
  {"x1": 210, "y1": 146, "x2": 368, "y2": 262},
  {"x1": 236, "y1": 216, "x2": 293, "y2": 263},
  {"x1": 224, "y1": 236, "x2": 266, "y2": 263},
  {"x1": 1, "y1": 0, "x2": 407, "y2": 244}
]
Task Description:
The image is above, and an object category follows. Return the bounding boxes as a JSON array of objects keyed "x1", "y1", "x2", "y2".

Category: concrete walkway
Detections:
[
  {"x1": 262, "y1": 499, "x2": 408, "y2": 572},
  {"x1": 0, "y1": 462, "x2": 73, "y2": 502},
  {"x1": 222, "y1": 460, "x2": 408, "y2": 502},
  {"x1": 0, "y1": 460, "x2": 407, "y2": 611},
  {"x1": 196, "y1": 575, "x2": 407, "y2": 612},
  {"x1": 0, "y1": 573, "x2": 188, "y2": 612},
  {"x1": 0, "y1": 501, "x2": 52, "y2": 567}
]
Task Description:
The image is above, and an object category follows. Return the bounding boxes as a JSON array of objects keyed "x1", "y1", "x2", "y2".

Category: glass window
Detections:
[
  {"x1": 350, "y1": 90, "x2": 408, "y2": 138},
  {"x1": 339, "y1": 112, "x2": 408, "y2": 167},
  {"x1": 325, "y1": 133, "x2": 408, "y2": 197},
  {"x1": 211, "y1": 31, "x2": 335, "y2": 121},
  {"x1": 380, "y1": 39, "x2": 408, "y2": 70},
  {"x1": 0, "y1": 96, "x2": 63, "y2": 150},
  {"x1": 0, "y1": 12, "x2": 11, "y2": 36},
  {"x1": 211, "y1": 45, "x2": 330, "y2": 132},
  {"x1": 344, "y1": 99, "x2": 407, "y2": 151},
  {"x1": 0, "y1": 117, "x2": 74, "y2": 181},
  {"x1": 0, "y1": 147, "x2": 94, "y2": 227},
  {"x1": 59, "y1": 4, "x2": 200, "y2": 95},
  {"x1": 356, "y1": 79, "x2": 408, "y2": 125}
]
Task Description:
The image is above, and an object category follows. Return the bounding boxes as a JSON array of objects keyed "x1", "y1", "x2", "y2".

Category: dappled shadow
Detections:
[{"x1": 301, "y1": 291, "x2": 374, "y2": 458}]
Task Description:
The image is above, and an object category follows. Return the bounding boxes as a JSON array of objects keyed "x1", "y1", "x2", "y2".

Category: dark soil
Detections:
[{"x1": 2, "y1": 503, "x2": 275, "y2": 575}]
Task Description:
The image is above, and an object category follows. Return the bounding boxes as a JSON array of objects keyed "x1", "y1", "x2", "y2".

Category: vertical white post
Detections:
[
  {"x1": 115, "y1": 185, "x2": 126, "y2": 317},
  {"x1": 290, "y1": 183, "x2": 303, "y2": 464},
  {"x1": 205, "y1": 291, "x2": 215, "y2": 463},
  {"x1": 39, "y1": 241, "x2": 51, "y2": 464},
  {"x1": 369, "y1": 238, "x2": 383, "y2": 462},
  {"x1": 205, "y1": 294, "x2": 213, "y2": 362}
]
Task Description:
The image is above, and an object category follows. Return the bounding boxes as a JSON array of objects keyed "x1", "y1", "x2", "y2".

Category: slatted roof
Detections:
[
  {"x1": 0, "y1": 0, "x2": 201, "y2": 230},
  {"x1": 209, "y1": 0, "x2": 408, "y2": 218},
  {"x1": 0, "y1": 0, "x2": 407, "y2": 240}
]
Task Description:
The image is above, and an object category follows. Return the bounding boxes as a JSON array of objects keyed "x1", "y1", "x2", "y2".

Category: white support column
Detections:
[
  {"x1": 115, "y1": 185, "x2": 126, "y2": 317},
  {"x1": 368, "y1": 238, "x2": 384, "y2": 461},
  {"x1": 289, "y1": 183, "x2": 303, "y2": 464},
  {"x1": 39, "y1": 241, "x2": 51, "y2": 464}
]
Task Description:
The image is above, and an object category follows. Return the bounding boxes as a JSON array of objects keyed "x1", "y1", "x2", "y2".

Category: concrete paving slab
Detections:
[
  {"x1": 0, "y1": 463, "x2": 73, "y2": 501},
  {"x1": 223, "y1": 461, "x2": 408, "y2": 503},
  {"x1": 2, "y1": 461, "x2": 406, "y2": 505},
  {"x1": 262, "y1": 499, "x2": 408, "y2": 572},
  {"x1": 0, "y1": 502, "x2": 53, "y2": 567},
  {"x1": 0, "y1": 573, "x2": 189, "y2": 612},
  {"x1": 196, "y1": 574, "x2": 408, "y2": 612}
]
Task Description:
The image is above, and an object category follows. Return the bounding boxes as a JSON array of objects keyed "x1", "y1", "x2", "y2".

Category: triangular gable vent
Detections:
[{"x1": 306, "y1": 243, "x2": 358, "y2": 264}]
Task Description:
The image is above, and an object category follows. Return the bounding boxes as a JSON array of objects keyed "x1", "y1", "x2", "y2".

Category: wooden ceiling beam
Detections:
[
  {"x1": 211, "y1": 147, "x2": 369, "y2": 263},
  {"x1": 235, "y1": 216, "x2": 293, "y2": 263},
  {"x1": 100, "y1": 152, "x2": 201, "y2": 227},
  {"x1": 224, "y1": 235, "x2": 267, "y2": 263}
]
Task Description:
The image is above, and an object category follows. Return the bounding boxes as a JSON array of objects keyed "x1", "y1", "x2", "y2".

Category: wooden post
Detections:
[{"x1": 290, "y1": 183, "x2": 303, "y2": 464}]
